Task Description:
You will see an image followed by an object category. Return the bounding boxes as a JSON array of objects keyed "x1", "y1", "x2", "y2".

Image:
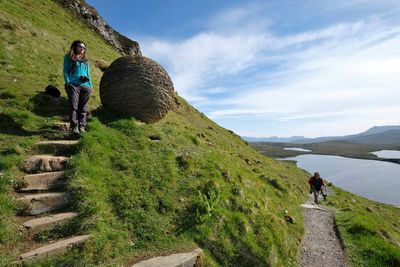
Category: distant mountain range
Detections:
[{"x1": 243, "y1": 125, "x2": 400, "y2": 145}]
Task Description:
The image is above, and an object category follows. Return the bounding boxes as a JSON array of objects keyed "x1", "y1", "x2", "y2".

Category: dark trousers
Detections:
[
  {"x1": 66, "y1": 84, "x2": 91, "y2": 128},
  {"x1": 312, "y1": 188, "x2": 320, "y2": 204}
]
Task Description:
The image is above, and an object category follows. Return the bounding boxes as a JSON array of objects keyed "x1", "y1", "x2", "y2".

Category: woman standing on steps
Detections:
[{"x1": 63, "y1": 40, "x2": 92, "y2": 134}]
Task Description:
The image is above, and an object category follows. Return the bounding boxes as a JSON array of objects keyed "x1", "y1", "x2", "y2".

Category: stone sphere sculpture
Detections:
[{"x1": 99, "y1": 55, "x2": 174, "y2": 123}]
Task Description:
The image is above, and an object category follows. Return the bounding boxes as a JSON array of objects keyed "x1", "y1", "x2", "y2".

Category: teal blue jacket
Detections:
[{"x1": 63, "y1": 54, "x2": 92, "y2": 88}]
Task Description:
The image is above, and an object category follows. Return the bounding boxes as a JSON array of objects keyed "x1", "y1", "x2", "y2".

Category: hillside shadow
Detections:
[
  {"x1": 92, "y1": 106, "x2": 133, "y2": 126},
  {"x1": 0, "y1": 113, "x2": 37, "y2": 136},
  {"x1": 29, "y1": 92, "x2": 68, "y2": 117}
]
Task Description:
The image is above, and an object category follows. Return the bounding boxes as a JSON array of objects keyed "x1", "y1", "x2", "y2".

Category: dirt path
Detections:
[{"x1": 300, "y1": 196, "x2": 347, "y2": 267}]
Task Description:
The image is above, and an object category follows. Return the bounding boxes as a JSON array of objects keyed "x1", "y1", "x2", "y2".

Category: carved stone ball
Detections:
[{"x1": 100, "y1": 55, "x2": 174, "y2": 123}]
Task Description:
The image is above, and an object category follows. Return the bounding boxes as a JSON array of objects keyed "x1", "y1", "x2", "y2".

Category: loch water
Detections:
[
  {"x1": 283, "y1": 154, "x2": 400, "y2": 206},
  {"x1": 371, "y1": 150, "x2": 400, "y2": 159}
]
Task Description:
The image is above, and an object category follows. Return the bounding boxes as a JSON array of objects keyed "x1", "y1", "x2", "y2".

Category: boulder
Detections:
[{"x1": 100, "y1": 56, "x2": 174, "y2": 123}]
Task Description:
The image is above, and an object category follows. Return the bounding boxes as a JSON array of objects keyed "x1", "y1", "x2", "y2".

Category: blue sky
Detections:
[{"x1": 87, "y1": 0, "x2": 400, "y2": 137}]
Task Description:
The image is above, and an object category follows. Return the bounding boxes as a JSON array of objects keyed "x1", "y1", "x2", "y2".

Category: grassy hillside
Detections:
[
  {"x1": 0, "y1": 1, "x2": 310, "y2": 266},
  {"x1": 60, "y1": 99, "x2": 311, "y2": 266},
  {"x1": 0, "y1": 0, "x2": 120, "y2": 265},
  {"x1": 328, "y1": 186, "x2": 400, "y2": 266},
  {"x1": 1, "y1": 1, "x2": 399, "y2": 266}
]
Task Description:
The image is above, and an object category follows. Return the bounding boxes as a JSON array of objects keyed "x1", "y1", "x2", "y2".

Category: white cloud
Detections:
[{"x1": 133, "y1": 3, "x2": 400, "y2": 137}]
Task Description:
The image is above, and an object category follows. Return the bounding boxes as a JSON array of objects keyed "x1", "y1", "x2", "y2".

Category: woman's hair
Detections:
[
  {"x1": 314, "y1": 172, "x2": 320, "y2": 178},
  {"x1": 67, "y1": 40, "x2": 87, "y2": 61}
]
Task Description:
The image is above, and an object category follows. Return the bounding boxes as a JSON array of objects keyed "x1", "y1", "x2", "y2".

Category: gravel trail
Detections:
[{"x1": 300, "y1": 197, "x2": 347, "y2": 267}]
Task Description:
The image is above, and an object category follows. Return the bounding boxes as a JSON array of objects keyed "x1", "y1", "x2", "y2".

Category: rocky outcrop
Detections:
[
  {"x1": 100, "y1": 56, "x2": 175, "y2": 123},
  {"x1": 57, "y1": 0, "x2": 141, "y2": 56}
]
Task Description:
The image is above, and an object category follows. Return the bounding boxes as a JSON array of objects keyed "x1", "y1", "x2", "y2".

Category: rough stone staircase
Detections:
[
  {"x1": 12, "y1": 122, "x2": 91, "y2": 264},
  {"x1": 10, "y1": 121, "x2": 203, "y2": 266}
]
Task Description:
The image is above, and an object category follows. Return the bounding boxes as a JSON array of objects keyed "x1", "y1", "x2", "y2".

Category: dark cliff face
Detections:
[{"x1": 57, "y1": 0, "x2": 142, "y2": 56}]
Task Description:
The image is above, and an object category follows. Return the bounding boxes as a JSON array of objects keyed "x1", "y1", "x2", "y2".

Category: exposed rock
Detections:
[
  {"x1": 57, "y1": 0, "x2": 141, "y2": 56},
  {"x1": 100, "y1": 55, "x2": 174, "y2": 123},
  {"x1": 284, "y1": 210, "x2": 295, "y2": 224},
  {"x1": 23, "y1": 155, "x2": 69, "y2": 173},
  {"x1": 301, "y1": 203, "x2": 328, "y2": 212},
  {"x1": 17, "y1": 192, "x2": 71, "y2": 215}
]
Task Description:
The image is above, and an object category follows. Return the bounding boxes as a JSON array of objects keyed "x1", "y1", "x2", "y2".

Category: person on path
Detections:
[
  {"x1": 63, "y1": 40, "x2": 92, "y2": 134},
  {"x1": 308, "y1": 172, "x2": 326, "y2": 205}
]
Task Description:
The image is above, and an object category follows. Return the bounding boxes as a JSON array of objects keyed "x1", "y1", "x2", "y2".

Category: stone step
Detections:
[
  {"x1": 18, "y1": 192, "x2": 71, "y2": 215},
  {"x1": 16, "y1": 171, "x2": 65, "y2": 192},
  {"x1": 42, "y1": 131, "x2": 79, "y2": 141},
  {"x1": 23, "y1": 155, "x2": 69, "y2": 173},
  {"x1": 13, "y1": 234, "x2": 91, "y2": 264},
  {"x1": 36, "y1": 140, "x2": 79, "y2": 146},
  {"x1": 22, "y1": 212, "x2": 78, "y2": 231},
  {"x1": 35, "y1": 140, "x2": 79, "y2": 156},
  {"x1": 132, "y1": 248, "x2": 203, "y2": 267}
]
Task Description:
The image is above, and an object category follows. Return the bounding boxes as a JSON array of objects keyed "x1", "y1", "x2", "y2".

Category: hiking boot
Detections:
[
  {"x1": 79, "y1": 126, "x2": 86, "y2": 133},
  {"x1": 71, "y1": 126, "x2": 80, "y2": 135}
]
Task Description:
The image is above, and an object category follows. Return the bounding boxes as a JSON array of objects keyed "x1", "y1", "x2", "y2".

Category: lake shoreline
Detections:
[
  {"x1": 281, "y1": 154, "x2": 400, "y2": 207},
  {"x1": 250, "y1": 141, "x2": 400, "y2": 165},
  {"x1": 278, "y1": 152, "x2": 400, "y2": 165}
]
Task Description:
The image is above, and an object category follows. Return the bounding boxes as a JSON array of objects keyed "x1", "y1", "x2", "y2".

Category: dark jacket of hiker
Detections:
[{"x1": 308, "y1": 175, "x2": 325, "y2": 191}]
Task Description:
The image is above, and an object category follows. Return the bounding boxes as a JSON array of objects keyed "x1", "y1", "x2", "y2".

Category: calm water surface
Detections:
[
  {"x1": 284, "y1": 147, "x2": 312, "y2": 152},
  {"x1": 284, "y1": 154, "x2": 400, "y2": 206},
  {"x1": 371, "y1": 150, "x2": 400, "y2": 159}
]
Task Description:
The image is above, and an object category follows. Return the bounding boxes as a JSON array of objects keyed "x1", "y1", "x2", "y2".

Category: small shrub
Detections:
[
  {"x1": 175, "y1": 155, "x2": 192, "y2": 170},
  {"x1": 194, "y1": 187, "x2": 221, "y2": 223}
]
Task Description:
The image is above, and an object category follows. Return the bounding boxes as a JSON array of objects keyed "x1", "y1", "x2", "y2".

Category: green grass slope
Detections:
[
  {"x1": 328, "y1": 187, "x2": 400, "y2": 266},
  {"x1": 1, "y1": 1, "x2": 399, "y2": 266},
  {"x1": 61, "y1": 99, "x2": 309, "y2": 266},
  {"x1": 0, "y1": 0, "x2": 310, "y2": 266},
  {"x1": 0, "y1": 0, "x2": 119, "y2": 265}
]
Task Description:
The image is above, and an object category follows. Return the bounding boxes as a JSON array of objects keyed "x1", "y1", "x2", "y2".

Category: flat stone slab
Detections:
[
  {"x1": 301, "y1": 203, "x2": 328, "y2": 212},
  {"x1": 36, "y1": 140, "x2": 79, "y2": 146},
  {"x1": 13, "y1": 235, "x2": 91, "y2": 263},
  {"x1": 23, "y1": 155, "x2": 69, "y2": 173},
  {"x1": 22, "y1": 212, "x2": 78, "y2": 230},
  {"x1": 18, "y1": 192, "x2": 71, "y2": 215},
  {"x1": 17, "y1": 171, "x2": 65, "y2": 191},
  {"x1": 132, "y1": 248, "x2": 203, "y2": 267}
]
